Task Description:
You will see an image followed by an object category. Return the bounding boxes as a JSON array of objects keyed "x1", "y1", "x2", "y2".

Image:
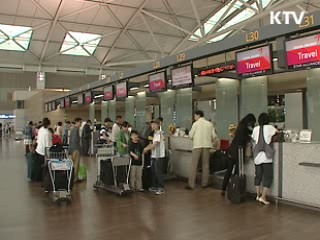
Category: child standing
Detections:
[
  {"x1": 144, "y1": 119, "x2": 166, "y2": 195},
  {"x1": 129, "y1": 130, "x2": 144, "y2": 191}
]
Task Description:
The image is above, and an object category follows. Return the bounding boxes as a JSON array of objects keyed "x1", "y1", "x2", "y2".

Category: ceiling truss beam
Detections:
[
  {"x1": 140, "y1": 13, "x2": 165, "y2": 56},
  {"x1": 101, "y1": 0, "x2": 150, "y2": 67},
  {"x1": 36, "y1": 0, "x2": 66, "y2": 63},
  {"x1": 141, "y1": 10, "x2": 196, "y2": 37}
]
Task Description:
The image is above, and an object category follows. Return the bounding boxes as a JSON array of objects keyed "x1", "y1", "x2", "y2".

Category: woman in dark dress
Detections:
[{"x1": 221, "y1": 113, "x2": 256, "y2": 196}]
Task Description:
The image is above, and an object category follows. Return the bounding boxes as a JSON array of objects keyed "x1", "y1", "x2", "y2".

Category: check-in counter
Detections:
[
  {"x1": 169, "y1": 136, "x2": 281, "y2": 195},
  {"x1": 282, "y1": 142, "x2": 320, "y2": 208},
  {"x1": 170, "y1": 135, "x2": 320, "y2": 209},
  {"x1": 169, "y1": 136, "x2": 193, "y2": 178}
]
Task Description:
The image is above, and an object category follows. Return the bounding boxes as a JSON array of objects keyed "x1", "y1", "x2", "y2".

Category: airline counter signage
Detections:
[
  {"x1": 116, "y1": 82, "x2": 128, "y2": 99},
  {"x1": 236, "y1": 45, "x2": 272, "y2": 77},
  {"x1": 103, "y1": 86, "x2": 114, "y2": 101},
  {"x1": 286, "y1": 34, "x2": 320, "y2": 69}
]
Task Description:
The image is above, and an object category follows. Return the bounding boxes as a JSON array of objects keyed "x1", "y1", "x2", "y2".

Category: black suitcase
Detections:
[
  {"x1": 43, "y1": 166, "x2": 74, "y2": 192},
  {"x1": 227, "y1": 147, "x2": 246, "y2": 203},
  {"x1": 100, "y1": 159, "x2": 114, "y2": 185},
  {"x1": 142, "y1": 153, "x2": 152, "y2": 190},
  {"x1": 27, "y1": 153, "x2": 44, "y2": 182}
]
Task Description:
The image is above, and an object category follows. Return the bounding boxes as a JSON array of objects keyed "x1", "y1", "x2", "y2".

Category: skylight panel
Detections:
[
  {"x1": 0, "y1": 24, "x2": 32, "y2": 51},
  {"x1": 222, "y1": 6, "x2": 256, "y2": 29},
  {"x1": 60, "y1": 31, "x2": 102, "y2": 56},
  {"x1": 188, "y1": 0, "x2": 275, "y2": 43},
  {"x1": 261, "y1": 0, "x2": 274, "y2": 8},
  {"x1": 189, "y1": 0, "x2": 250, "y2": 41}
]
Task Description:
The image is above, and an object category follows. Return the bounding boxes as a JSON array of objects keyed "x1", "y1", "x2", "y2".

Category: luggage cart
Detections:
[
  {"x1": 47, "y1": 159, "x2": 73, "y2": 204},
  {"x1": 93, "y1": 145, "x2": 131, "y2": 196}
]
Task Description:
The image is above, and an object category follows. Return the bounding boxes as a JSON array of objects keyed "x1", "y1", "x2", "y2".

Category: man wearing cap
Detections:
[{"x1": 99, "y1": 118, "x2": 113, "y2": 143}]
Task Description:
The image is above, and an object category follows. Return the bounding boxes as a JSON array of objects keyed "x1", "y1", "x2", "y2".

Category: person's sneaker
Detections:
[
  {"x1": 148, "y1": 187, "x2": 157, "y2": 192},
  {"x1": 138, "y1": 189, "x2": 144, "y2": 192},
  {"x1": 155, "y1": 189, "x2": 165, "y2": 195},
  {"x1": 185, "y1": 185, "x2": 194, "y2": 190}
]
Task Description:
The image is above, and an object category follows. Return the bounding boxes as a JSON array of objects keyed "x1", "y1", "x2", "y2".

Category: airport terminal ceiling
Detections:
[{"x1": 0, "y1": 0, "x2": 319, "y2": 76}]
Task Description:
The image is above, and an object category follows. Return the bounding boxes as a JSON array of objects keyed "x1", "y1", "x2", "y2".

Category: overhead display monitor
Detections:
[
  {"x1": 65, "y1": 97, "x2": 71, "y2": 108},
  {"x1": 236, "y1": 45, "x2": 273, "y2": 77},
  {"x1": 60, "y1": 99, "x2": 65, "y2": 109},
  {"x1": 171, "y1": 65, "x2": 194, "y2": 89},
  {"x1": 85, "y1": 92, "x2": 93, "y2": 104},
  {"x1": 199, "y1": 64, "x2": 236, "y2": 77},
  {"x1": 286, "y1": 34, "x2": 320, "y2": 70},
  {"x1": 103, "y1": 86, "x2": 114, "y2": 101},
  {"x1": 116, "y1": 82, "x2": 128, "y2": 99},
  {"x1": 149, "y1": 71, "x2": 167, "y2": 93},
  {"x1": 78, "y1": 93, "x2": 84, "y2": 105}
]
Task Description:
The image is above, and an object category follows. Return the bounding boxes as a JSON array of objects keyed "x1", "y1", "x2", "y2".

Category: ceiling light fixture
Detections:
[
  {"x1": 94, "y1": 94, "x2": 104, "y2": 99},
  {"x1": 130, "y1": 87, "x2": 139, "y2": 91}
]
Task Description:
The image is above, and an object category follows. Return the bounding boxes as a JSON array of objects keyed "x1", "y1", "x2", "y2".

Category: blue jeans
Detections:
[{"x1": 151, "y1": 158, "x2": 165, "y2": 189}]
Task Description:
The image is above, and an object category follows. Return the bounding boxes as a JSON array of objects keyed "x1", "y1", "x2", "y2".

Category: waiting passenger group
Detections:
[{"x1": 23, "y1": 110, "x2": 278, "y2": 203}]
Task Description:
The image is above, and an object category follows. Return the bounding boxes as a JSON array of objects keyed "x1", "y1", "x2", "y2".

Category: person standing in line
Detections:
[
  {"x1": 144, "y1": 119, "x2": 166, "y2": 195},
  {"x1": 99, "y1": 118, "x2": 113, "y2": 143},
  {"x1": 35, "y1": 118, "x2": 52, "y2": 181},
  {"x1": 82, "y1": 120, "x2": 92, "y2": 156},
  {"x1": 63, "y1": 121, "x2": 71, "y2": 145},
  {"x1": 116, "y1": 121, "x2": 130, "y2": 156},
  {"x1": 129, "y1": 130, "x2": 144, "y2": 191},
  {"x1": 68, "y1": 118, "x2": 82, "y2": 183},
  {"x1": 185, "y1": 110, "x2": 218, "y2": 190},
  {"x1": 23, "y1": 121, "x2": 33, "y2": 155},
  {"x1": 55, "y1": 121, "x2": 63, "y2": 139},
  {"x1": 252, "y1": 113, "x2": 278, "y2": 205},
  {"x1": 112, "y1": 115, "x2": 123, "y2": 145},
  {"x1": 221, "y1": 113, "x2": 256, "y2": 196},
  {"x1": 157, "y1": 117, "x2": 164, "y2": 132},
  {"x1": 0, "y1": 123, "x2": 2, "y2": 140}
]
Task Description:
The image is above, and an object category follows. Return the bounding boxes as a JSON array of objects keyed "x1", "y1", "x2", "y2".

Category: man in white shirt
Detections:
[
  {"x1": 112, "y1": 115, "x2": 123, "y2": 145},
  {"x1": 144, "y1": 119, "x2": 166, "y2": 195},
  {"x1": 186, "y1": 110, "x2": 218, "y2": 190}
]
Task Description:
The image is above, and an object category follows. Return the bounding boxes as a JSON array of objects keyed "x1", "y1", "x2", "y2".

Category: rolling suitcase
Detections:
[
  {"x1": 100, "y1": 159, "x2": 114, "y2": 185},
  {"x1": 27, "y1": 152, "x2": 43, "y2": 181},
  {"x1": 142, "y1": 153, "x2": 152, "y2": 190},
  {"x1": 100, "y1": 159, "x2": 127, "y2": 186},
  {"x1": 43, "y1": 165, "x2": 74, "y2": 191},
  {"x1": 227, "y1": 147, "x2": 246, "y2": 203}
]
